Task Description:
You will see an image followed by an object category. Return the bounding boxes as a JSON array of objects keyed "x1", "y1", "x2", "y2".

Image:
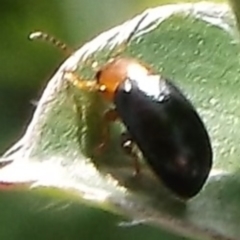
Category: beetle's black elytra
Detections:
[{"x1": 113, "y1": 72, "x2": 212, "y2": 198}]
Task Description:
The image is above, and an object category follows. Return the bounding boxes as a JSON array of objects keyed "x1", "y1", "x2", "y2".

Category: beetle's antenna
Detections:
[{"x1": 29, "y1": 31, "x2": 73, "y2": 56}]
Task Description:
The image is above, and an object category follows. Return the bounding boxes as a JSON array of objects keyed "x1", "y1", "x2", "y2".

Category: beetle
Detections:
[
  {"x1": 30, "y1": 14, "x2": 213, "y2": 199},
  {"x1": 94, "y1": 57, "x2": 212, "y2": 198}
]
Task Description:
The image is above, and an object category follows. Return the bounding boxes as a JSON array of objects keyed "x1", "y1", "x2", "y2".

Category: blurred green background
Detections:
[{"x1": 0, "y1": 0, "x2": 173, "y2": 154}]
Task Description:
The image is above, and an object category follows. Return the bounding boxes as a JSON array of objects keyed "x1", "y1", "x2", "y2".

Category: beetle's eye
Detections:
[{"x1": 95, "y1": 70, "x2": 102, "y2": 82}]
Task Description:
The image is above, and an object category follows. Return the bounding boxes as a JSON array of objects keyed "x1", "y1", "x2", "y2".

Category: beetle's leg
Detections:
[
  {"x1": 95, "y1": 109, "x2": 119, "y2": 155},
  {"x1": 64, "y1": 70, "x2": 116, "y2": 155},
  {"x1": 120, "y1": 132, "x2": 141, "y2": 176},
  {"x1": 63, "y1": 70, "x2": 102, "y2": 92}
]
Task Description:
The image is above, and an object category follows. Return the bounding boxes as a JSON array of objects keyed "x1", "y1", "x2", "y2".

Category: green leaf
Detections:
[{"x1": 0, "y1": 2, "x2": 239, "y2": 240}]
